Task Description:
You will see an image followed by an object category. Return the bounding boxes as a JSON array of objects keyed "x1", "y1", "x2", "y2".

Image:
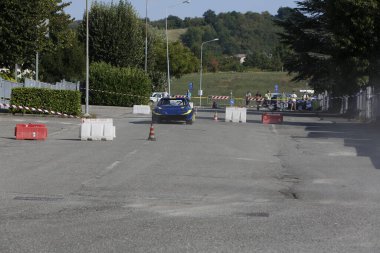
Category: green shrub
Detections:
[
  {"x1": 89, "y1": 62, "x2": 151, "y2": 106},
  {"x1": 11, "y1": 87, "x2": 81, "y2": 116}
]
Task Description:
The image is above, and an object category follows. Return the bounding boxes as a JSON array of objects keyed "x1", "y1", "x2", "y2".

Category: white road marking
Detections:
[
  {"x1": 270, "y1": 124, "x2": 278, "y2": 135},
  {"x1": 235, "y1": 158, "x2": 260, "y2": 161},
  {"x1": 82, "y1": 161, "x2": 120, "y2": 186},
  {"x1": 99, "y1": 161, "x2": 121, "y2": 177},
  {"x1": 312, "y1": 179, "x2": 338, "y2": 184},
  {"x1": 128, "y1": 150, "x2": 138, "y2": 156}
]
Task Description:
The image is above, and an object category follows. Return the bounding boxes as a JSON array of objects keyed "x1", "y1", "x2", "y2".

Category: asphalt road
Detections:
[{"x1": 0, "y1": 106, "x2": 379, "y2": 253}]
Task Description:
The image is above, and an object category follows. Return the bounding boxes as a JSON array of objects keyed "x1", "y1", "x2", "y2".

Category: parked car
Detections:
[
  {"x1": 268, "y1": 93, "x2": 289, "y2": 111},
  {"x1": 149, "y1": 92, "x2": 168, "y2": 105},
  {"x1": 152, "y1": 97, "x2": 194, "y2": 124}
]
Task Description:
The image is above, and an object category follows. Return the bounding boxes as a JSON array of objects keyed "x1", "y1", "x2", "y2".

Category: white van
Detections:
[{"x1": 149, "y1": 92, "x2": 168, "y2": 104}]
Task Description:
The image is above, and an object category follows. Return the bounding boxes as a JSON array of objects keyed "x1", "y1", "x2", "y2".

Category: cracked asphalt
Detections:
[{"x1": 0, "y1": 106, "x2": 379, "y2": 252}]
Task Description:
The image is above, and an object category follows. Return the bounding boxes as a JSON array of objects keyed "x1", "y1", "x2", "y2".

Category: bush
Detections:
[
  {"x1": 0, "y1": 72, "x2": 16, "y2": 82},
  {"x1": 11, "y1": 87, "x2": 81, "y2": 116},
  {"x1": 89, "y1": 62, "x2": 151, "y2": 106}
]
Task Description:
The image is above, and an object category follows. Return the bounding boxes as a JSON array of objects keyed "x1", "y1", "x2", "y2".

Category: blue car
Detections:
[{"x1": 152, "y1": 97, "x2": 194, "y2": 124}]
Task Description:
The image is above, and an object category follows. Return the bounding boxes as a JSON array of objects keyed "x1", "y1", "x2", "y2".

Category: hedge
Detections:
[
  {"x1": 11, "y1": 87, "x2": 81, "y2": 116},
  {"x1": 89, "y1": 62, "x2": 151, "y2": 106}
]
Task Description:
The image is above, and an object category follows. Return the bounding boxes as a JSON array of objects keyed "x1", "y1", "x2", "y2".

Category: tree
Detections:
[
  {"x1": 181, "y1": 10, "x2": 282, "y2": 57},
  {"x1": 327, "y1": 0, "x2": 380, "y2": 88},
  {"x1": 40, "y1": 30, "x2": 85, "y2": 83},
  {"x1": 275, "y1": 7, "x2": 293, "y2": 21},
  {"x1": 78, "y1": 0, "x2": 144, "y2": 68},
  {"x1": 276, "y1": 0, "x2": 380, "y2": 95},
  {"x1": 203, "y1": 10, "x2": 217, "y2": 26},
  {"x1": 0, "y1": 0, "x2": 72, "y2": 72},
  {"x1": 167, "y1": 15, "x2": 184, "y2": 29},
  {"x1": 153, "y1": 41, "x2": 199, "y2": 79}
]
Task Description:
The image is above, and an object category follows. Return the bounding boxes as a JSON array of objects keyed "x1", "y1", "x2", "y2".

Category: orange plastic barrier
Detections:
[
  {"x1": 15, "y1": 124, "x2": 48, "y2": 140},
  {"x1": 262, "y1": 113, "x2": 283, "y2": 124}
]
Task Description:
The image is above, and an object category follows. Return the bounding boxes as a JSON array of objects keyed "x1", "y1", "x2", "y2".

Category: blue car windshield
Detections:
[{"x1": 158, "y1": 99, "x2": 187, "y2": 106}]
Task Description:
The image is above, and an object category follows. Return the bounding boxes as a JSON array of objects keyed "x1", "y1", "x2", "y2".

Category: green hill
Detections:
[
  {"x1": 171, "y1": 71, "x2": 309, "y2": 105},
  {"x1": 167, "y1": 28, "x2": 187, "y2": 42}
]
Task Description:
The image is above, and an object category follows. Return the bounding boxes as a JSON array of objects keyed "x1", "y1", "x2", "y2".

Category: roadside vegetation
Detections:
[
  {"x1": 1, "y1": 0, "x2": 379, "y2": 108},
  {"x1": 172, "y1": 71, "x2": 308, "y2": 98}
]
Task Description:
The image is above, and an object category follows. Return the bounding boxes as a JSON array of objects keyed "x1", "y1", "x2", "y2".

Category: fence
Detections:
[
  {"x1": 318, "y1": 86, "x2": 380, "y2": 122},
  {"x1": 0, "y1": 78, "x2": 79, "y2": 104},
  {"x1": 24, "y1": 78, "x2": 79, "y2": 91},
  {"x1": 0, "y1": 79, "x2": 23, "y2": 104}
]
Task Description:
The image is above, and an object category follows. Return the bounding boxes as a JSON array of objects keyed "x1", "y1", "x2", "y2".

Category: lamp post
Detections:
[
  {"x1": 84, "y1": 0, "x2": 90, "y2": 117},
  {"x1": 199, "y1": 38, "x2": 219, "y2": 107},
  {"x1": 36, "y1": 52, "x2": 39, "y2": 81},
  {"x1": 166, "y1": 0, "x2": 190, "y2": 96},
  {"x1": 145, "y1": 0, "x2": 148, "y2": 72},
  {"x1": 35, "y1": 19, "x2": 49, "y2": 82}
]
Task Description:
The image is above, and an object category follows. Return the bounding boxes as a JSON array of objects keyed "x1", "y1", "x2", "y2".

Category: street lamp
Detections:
[
  {"x1": 36, "y1": 19, "x2": 49, "y2": 82},
  {"x1": 84, "y1": 0, "x2": 90, "y2": 117},
  {"x1": 199, "y1": 38, "x2": 219, "y2": 107},
  {"x1": 166, "y1": 0, "x2": 190, "y2": 96},
  {"x1": 145, "y1": 0, "x2": 148, "y2": 73}
]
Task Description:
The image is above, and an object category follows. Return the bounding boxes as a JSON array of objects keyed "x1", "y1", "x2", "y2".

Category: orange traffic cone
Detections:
[
  {"x1": 213, "y1": 111, "x2": 218, "y2": 121},
  {"x1": 148, "y1": 123, "x2": 156, "y2": 141}
]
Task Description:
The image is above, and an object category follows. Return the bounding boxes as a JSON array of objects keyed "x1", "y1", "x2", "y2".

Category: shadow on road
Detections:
[
  {"x1": 199, "y1": 109, "x2": 380, "y2": 170},
  {"x1": 130, "y1": 120, "x2": 152, "y2": 125},
  {"x1": 305, "y1": 121, "x2": 379, "y2": 170},
  {"x1": 276, "y1": 112, "x2": 380, "y2": 170}
]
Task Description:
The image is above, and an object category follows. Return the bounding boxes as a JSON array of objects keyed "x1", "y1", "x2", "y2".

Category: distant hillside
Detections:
[
  {"x1": 150, "y1": 9, "x2": 289, "y2": 56},
  {"x1": 171, "y1": 71, "x2": 309, "y2": 99},
  {"x1": 167, "y1": 28, "x2": 187, "y2": 42},
  {"x1": 69, "y1": 20, "x2": 81, "y2": 30}
]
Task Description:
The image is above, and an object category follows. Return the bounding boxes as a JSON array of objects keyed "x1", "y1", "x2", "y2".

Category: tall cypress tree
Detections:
[{"x1": 277, "y1": 0, "x2": 380, "y2": 95}]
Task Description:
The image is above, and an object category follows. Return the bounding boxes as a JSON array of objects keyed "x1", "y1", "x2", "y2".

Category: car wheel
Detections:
[{"x1": 186, "y1": 119, "x2": 193, "y2": 125}]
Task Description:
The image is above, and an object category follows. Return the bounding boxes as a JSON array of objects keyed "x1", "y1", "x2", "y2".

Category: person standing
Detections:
[
  {"x1": 186, "y1": 89, "x2": 191, "y2": 99},
  {"x1": 255, "y1": 91, "x2": 261, "y2": 97},
  {"x1": 290, "y1": 91, "x2": 297, "y2": 111},
  {"x1": 245, "y1": 91, "x2": 252, "y2": 106},
  {"x1": 264, "y1": 90, "x2": 271, "y2": 107}
]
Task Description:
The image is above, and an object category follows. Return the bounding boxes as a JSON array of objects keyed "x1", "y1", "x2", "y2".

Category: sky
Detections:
[{"x1": 62, "y1": 0, "x2": 298, "y2": 21}]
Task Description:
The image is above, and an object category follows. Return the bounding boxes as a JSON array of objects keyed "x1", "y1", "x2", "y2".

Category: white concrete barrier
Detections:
[
  {"x1": 189, "y1": 102, "x2": 194, "y2": 108},
  {"x1": 133, "y1": 105, "x2": 151, "y2": 115},
  {"x1": 225, "y1": 107, "x2": 234, "y2": 122},
  {"x1": 80, "y1": 118, "x2": 116, "y2": 141},
  {"x1": 237, "y1": 107, "x2": 247, "y2": 123},
  {"x1": 232, "y1": 109, "x2": 240, "y2": 123},
  {"x1": 225, "y1": 107, "x2": 246, "y2": 123}
]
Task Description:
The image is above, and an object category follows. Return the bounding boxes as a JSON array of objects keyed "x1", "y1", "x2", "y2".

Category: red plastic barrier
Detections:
[
  {"x1": 15, "y1": 124, "x2": 48, "y2": 140},
  {"x1": 262, "y1": 113, "x2": 283, "y2": 124}
]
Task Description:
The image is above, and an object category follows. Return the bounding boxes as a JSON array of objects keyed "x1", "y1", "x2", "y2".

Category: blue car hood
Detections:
[{"x1": 155, "y1": 105, "x2": 192, "y2": 115}]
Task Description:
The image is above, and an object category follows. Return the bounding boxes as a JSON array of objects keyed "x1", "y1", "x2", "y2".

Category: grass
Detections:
[
  {"x1": 167, "y1": 28, "x2": 187, "y2": 42},
  {"x1": 171, "y1": 71, "x2": 309, "y2": 102}
]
